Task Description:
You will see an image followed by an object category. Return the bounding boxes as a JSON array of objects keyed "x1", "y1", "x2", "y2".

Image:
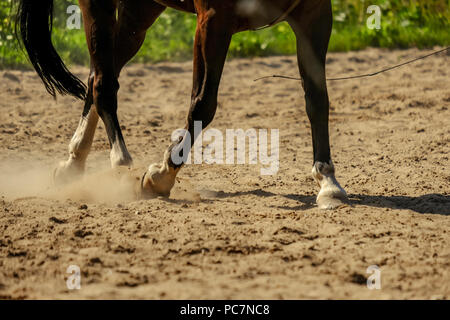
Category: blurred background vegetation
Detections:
[{"x1": 1, "y1": 0, "x2": 449, "y2": 68}]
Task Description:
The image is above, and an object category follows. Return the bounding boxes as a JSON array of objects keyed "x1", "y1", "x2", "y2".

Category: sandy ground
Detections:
[{"x1": 0, "y1": 47, "x2": 449, "y2": 300}]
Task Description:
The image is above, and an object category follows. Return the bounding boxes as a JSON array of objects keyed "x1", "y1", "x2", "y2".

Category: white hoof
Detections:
[
  {"x1": 53, "y1": 160, "x2": 84, "y2": 186},
  {"x1": 141, "y1": 150, "x2": 180, "y2": 199},
  {"x1": 312, "y1": 161, "x2": 347, "y2": 210},
  {"x1": 141, "y1": 164, "x2": 179, "y2": 198}
]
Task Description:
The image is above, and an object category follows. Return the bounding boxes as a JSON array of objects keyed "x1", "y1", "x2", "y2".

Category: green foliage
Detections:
[
  {"x1": 329, "y1": 0, "x2": 450, "y2": 50},
  {"x1": 0, "y1": 0, "x2": 449, "y2": 68}
]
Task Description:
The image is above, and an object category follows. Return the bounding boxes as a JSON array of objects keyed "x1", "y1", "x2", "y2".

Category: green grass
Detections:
[{"x1": 0, "y1": 0, "x2": 449, "y2": 68}]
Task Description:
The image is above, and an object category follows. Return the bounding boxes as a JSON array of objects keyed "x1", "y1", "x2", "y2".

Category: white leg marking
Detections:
[
  {"x1": 68, "y1": 108, "x2": 99, "y2": 166},
  {"x1": 312, "y1": 160, "x2": 347, "y2": 210},
  {"x1": 54, "y1": 108, "x2": 99, "y2": 184}
]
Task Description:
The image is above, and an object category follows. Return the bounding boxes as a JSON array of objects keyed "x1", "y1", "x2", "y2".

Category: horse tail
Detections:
[{"x1": 15, "y1": 0, "x2": 86, "y2": 100}]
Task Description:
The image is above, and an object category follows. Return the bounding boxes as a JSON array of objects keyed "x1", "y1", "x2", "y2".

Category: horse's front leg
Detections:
[
  {"x1": 141, "y1": 6, "x2": 232, "y2": 198},
  {"x1": 288, "y1": 1, "x2": 347, "y2": 209}
]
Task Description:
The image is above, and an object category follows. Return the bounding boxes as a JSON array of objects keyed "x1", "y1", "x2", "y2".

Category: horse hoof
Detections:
[
  {"x1": 53, "y1": 161, "x2": 84, "y2": 186},
  {"x1": 140, "y1": 163, "x2": 179, "y2": 199},
  {"x1": 316, "y1": 186, "x2": 348, "y2": 210},
  {"x1": 312, "y1": 161, "x2": 348, "y2": 210}
]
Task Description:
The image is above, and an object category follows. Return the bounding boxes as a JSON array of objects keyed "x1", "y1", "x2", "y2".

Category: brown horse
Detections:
[{"x1": 15, "y1": 0, "x2": 347, "y2": 209}]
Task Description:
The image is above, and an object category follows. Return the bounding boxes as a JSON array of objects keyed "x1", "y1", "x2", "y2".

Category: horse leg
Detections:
[
  {"x1": 54, "y1": 1, "x2": 165, "y2": 184},
  {"x1": 288, "y1": 1, "x2": 347, "y2": 209},
  {"x1": 54, "y1": 0, "x2": 120, "y2": 183},
  {"x1": 141, "y1": 6, "x2": 232, "y2": 197},
  {"x1": 53, "y1": 71, "x2": 98, "y2": 184},
  {"x1": 91, "y1": 0, "x2": 166, "y2": 168},
  {"x1": 114, "y1": 1, "x2": 166, "y2": 74},
  {"x1": 70, "y1": 0, "x2": 133, "y2": 172}
]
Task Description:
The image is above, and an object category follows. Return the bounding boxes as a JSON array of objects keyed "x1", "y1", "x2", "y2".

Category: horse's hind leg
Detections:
[
  {"x1": 287, "y1": 1, "x2": 347, "y2": 209},
  {"x1": 55, "y1": 0, "x2": 122, "y2": 183},
  {"x1": 86, "y1": 0, "x2": 166, "y2": 168},
  {"x1": 141, "y1": 6, "x2": 232, "y2": 197},
  {"x1": 80, "y1": 0, "x2": 134, "y2": 170},
  {"x1": 54, "y1": 0, "x2": 165, "y2": 184},
  {"x1": 54, "y1": 71, "x2": 98, "y2": 184},
  {"x1": 115, "y1": 1, "x2": 166, "y2": 73}
]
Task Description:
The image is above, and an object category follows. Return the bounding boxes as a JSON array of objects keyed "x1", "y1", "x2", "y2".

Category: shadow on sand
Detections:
[
  {"x1": 198, "y1": 189, "x2": 450, "y2": 215},
  {"x1": 347, "y1": 193, "x2": 450, "y2": 215}
]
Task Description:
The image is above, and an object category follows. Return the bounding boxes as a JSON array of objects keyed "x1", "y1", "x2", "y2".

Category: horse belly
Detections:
[
  {"x1": 234, "y1": 0, "x2": 296, "y2": 30},
  {"x1": 153, "y1": 0, "x2": 196, "y2": 13}
]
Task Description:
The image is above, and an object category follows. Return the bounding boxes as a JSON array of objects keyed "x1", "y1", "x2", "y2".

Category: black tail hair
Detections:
[{"x1": 15, "y1": 0, "x2": 86, "y2": 100}]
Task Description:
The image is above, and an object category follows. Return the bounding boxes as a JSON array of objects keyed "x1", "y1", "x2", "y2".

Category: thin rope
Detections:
[
  {"x1": 252, "y1": 0, "x2": 302, "y2": 31},
  {"x1": 254, "y1": 46, "x2": 450, "y2": 82}
]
